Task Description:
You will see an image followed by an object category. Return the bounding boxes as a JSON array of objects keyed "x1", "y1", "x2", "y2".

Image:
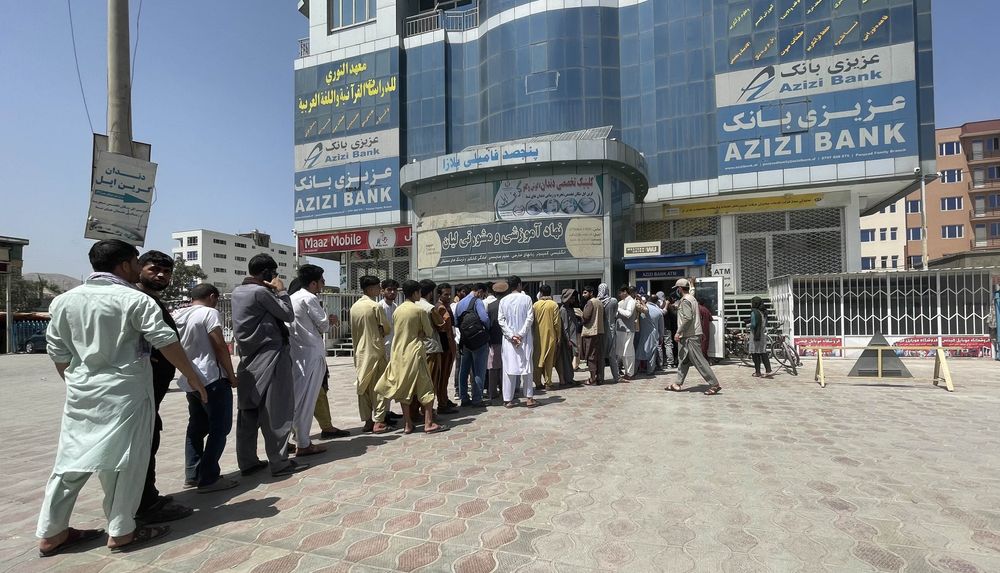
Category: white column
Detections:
[{"x1": 844, "y1": 196, "x2": 862, "y2": 272}]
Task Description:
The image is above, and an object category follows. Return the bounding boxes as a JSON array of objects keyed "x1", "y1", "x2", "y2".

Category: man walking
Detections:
[
  {"x1": 37, "y1": 240, "x2": 207, "y2": 556},
  {"x1": 666, "y1": 279, "x2": 722, "y2": 395},
  {"x1": 287, "y1": 264, "x2": 337, "y2": 456},
  {"x1": 173, "y1": 284, "x2": 239, "y2": 493},
  {"x1": 531, "y1": 284, "x2": 560, "y2": 390},
  {"x1": 134, "y1": 250, "x2": 193, "y2": 524},
  {"x1": 232, "y1": 254, "x2": 308, "y2": 477},
  {"x1": 579, "y1": 285, "x2": 606, "y2": 385},
  {"x1": 349, "y1": 276, "x2": 392, "y2": 434},
  {"x1": 498, "y1": 276, "x2": 536, "y2": 408},
  {"x1": 455, "y1": 282, "x2": 490, "y2": 407},
  {"x1": 375, "y1": 280, "x2": 449, "y2": 434},
  {"x1": 597, "y1": 284, "x2": 622, "y2": 383},
  {"x1": 486, "y1": 281, "x2": 508, "y2": 401},
  {"x1": 616, "y1": 284, "x2": 638, "y2": 381}
]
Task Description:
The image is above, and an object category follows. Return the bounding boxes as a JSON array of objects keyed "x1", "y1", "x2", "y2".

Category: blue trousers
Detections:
[
  {"x1": 458, "y1": 344, "x2": 489, "y2": 404},
  {"x1": 185, "y1": 380, "x2": 233, "y2": 487}
]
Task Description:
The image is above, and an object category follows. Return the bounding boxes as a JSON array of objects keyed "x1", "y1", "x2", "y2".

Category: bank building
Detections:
[{"x1": 291, "y1": 0, "x2": 935, "y2": 301}]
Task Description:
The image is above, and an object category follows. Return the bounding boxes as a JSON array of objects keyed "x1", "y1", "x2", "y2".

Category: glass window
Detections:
[
  {"x1": 907, "y1": 227, "x2": 922, "y2": 241},
  {"x1": 213, "y1": 238, "x2": 227, "y2": 245},
  {"x1": 940, "y1": 197, "x2": 964, "y2": 211},
  {"x1": 890, "y1": 227, "x2": 898, "y2": 241},
  {"x1": 906, "y1": 199, "x2": 921, "y2": 213},
  {"x1": 186, "y1": 237, "x2": 198, "y2": 246},
  {"x1": 278, "y1": 249, "x2": 288, "y2": 255},
  {"x1": 213, "y1": 267, "x2": 226, "y2": 273},
  {"x1": 938, "y1": 141, "x2": 961, "y2": 156},
  {"x1": 879, "y1": 228, "x2": 887, "y2": 241},
  {"x1": 941, "y1": 225, "x2": 964, "y2": 239},
  {"x1": 860, "y1": 229, "x2": 876, "y2": 242},
  {"x1": 990, "y1": 137, "x2": 1000, "y2": 151},
  {"x1": 235, "y1": 242, "x2": 247, "y2": 248},
  {"x1": 214, "y1": 253, "x2": 227, "y2": 259},
  {"x1": 992, "y1": 222, "x2": 1000, "y2": 237},
  {"x1": 988, "y1": 166, "x2": 1000, "y2": 180},
  {"x1": 990, "y1": 194, "x2": 1000, "y2": 210},
  {"x1": 186, "y1": 251, "x2": 197, "y2": 261},
  {"x1": 909, "y1": 255, "x2": 923, "y2": 269},
  {"x1": 861, "y1": 257, "x2": 876, "y2": 270},
  {"x1": 939, "y1": 169, "x2": 963, "y2": 183},
  {"x1": 880, "y1": 256, "x2": 888, "y2": 269},
  {"x1": 891, "y1": 255, "x2": 899, "y2": 269}
]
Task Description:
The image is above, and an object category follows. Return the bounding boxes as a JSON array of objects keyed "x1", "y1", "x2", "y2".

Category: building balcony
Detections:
[
  {"x1": 971, "y1": 208, "x2": 1000, "y2": 220},
  {"x1": 966, "y1": 151, "x2": 1000, "y2": 165},
  {"x1": 969, "y1": 180, "x2": 1000, "y2": 192},
  {"x1": 404, "y1": 1, "x2": 479, "y2": 37},
  {"x1": 972, "y1": 238, "x2": 1000, "y2": 250}
]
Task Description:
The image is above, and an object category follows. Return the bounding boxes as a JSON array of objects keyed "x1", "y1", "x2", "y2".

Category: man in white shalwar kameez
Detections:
[
  {"x1": 36, "y1": 240, "x2": 207, "y2": 556},
  {"x1": 287, "y1": 265, "x2": 335, "y2": 456},
  {"x1": 497, "y1": 276, "x2": 537, "y2": 408}
]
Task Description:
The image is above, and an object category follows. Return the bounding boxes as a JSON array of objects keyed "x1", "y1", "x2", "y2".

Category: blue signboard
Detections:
[
  {"x1": 717, "y1": 81, "x2": 918, "y2": 174},
  {"x1": 294, "y1": 49, "x2": 400, "y2": 145},
  {"x1": 293, "y1": 157, "x2": 399, "y2": 220}
]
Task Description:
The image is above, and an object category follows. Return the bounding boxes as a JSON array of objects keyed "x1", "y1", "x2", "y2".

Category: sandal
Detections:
[
  {"x1": 525, "y1": 399, "x2": 538, "y2": 408},
  {"x1": 294, "y1": 444, "x2": 327, "y2": 456},
  {"x1": 665, "y1": 384, "x2": 683, "y2": 392},
  {"x1": 504, "y1": 402, "x2": 514, "y2": 409},
  {"x1": 704, "y1": 385, "x2": 722, "y2": 396},
  {"x1": 425, "y1": 424, "x2": 450, "y2": 434},
  {"x1": 39, "y1": 527, "x2": 105, "y2": 557},
  {"x1": 109, "y1": 525, "x2": 170, "y2": 553}
]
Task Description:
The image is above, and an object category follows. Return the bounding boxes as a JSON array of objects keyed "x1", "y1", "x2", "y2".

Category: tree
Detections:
[
  {"x1": 1, "y1": 275, "x2": 63, "y2": 312},
  {"x1": 162, "y1": 259, "x2": 207, "y2": 301}
]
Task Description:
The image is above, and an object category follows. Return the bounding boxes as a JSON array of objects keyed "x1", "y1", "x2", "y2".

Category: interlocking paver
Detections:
[{"x1": 2, "y1": 353, "x2": 1000, "y2": 572}]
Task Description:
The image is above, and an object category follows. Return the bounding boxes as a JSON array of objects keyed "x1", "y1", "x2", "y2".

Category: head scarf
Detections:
[
  {"x1": 597, "y1": 283, "x2": 611, "y2": 303},
  {"x1": 751, "y1": 296, "x2": 762, "y2": 309},
  {"x1": 561, "y1": 288, "x2": 578, "y2": 307}
]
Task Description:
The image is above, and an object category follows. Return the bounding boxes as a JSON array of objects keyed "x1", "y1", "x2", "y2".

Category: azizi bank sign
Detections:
[{"x1": 714, "y1": 42, "x2": 918, "y2": 176}]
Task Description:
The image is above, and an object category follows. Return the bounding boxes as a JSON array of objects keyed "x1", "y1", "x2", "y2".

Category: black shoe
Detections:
[
  {"x1": 272, "y1": 460, "x2": 310, "y2": 477},
  {"x1": 320, "y1": 428, "x2": 351, "y2": 439},
  {"x1": 240, "y1": 460, "x2": 269, "y2": 476},
  {"x1": 467, "y1": 401, "x2": 487, "y2": 408},
  {"x1": 135, "y1": 501, "x2": 193, "y2": 525},
  {"x1": 386, "y1": 411, "x2": 401, "y2": 421}
]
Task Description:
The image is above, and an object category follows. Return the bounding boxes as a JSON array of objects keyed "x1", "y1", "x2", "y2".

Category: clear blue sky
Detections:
[{"x1": 1, "y1": 1, "x2": 998, "y2": 280}]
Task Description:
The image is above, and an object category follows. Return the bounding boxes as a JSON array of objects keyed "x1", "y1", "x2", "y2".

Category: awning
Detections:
[{"x1": 624, "y1": 252, "x2": 707, "y2": 270}]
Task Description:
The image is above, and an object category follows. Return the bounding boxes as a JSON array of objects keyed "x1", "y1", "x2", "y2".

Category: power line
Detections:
[{"x1": 67, "y1": 0, "x2": 95, "y2": 133}]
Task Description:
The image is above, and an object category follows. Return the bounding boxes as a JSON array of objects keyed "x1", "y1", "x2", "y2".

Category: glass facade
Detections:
[{"x1": 401, "y1": 0, "x2": 934, "y2": 190}]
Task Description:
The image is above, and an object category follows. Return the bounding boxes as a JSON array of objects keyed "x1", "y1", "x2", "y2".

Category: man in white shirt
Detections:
[
  {"x1": 287, "y1": 265, "x2": 336, "y2": 456},
  {"x1": 616, "y1": 284, "x2": 638, "y2": 380},
  {"x1": 379, "y1": 279, "x2": 399, "y2": 357},
  {"x1": 498, "y1": 276, "x2": 537, "y2": 408},
  {"x1": 173, "y1": 284, "x2": 239, "y2": 493}
]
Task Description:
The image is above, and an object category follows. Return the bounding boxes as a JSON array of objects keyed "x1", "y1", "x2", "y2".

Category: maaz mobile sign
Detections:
[{"x1": 715, "y1": 42, "x2": 918, "y2": 175}]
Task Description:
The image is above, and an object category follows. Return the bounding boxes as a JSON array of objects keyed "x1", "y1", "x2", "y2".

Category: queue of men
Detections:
[{"x1": 36, "y1": 241, "x2": 719, "y2": 556}]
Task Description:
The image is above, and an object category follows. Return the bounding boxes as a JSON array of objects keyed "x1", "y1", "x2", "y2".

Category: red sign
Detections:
[{"x1": 299, "y1": 226, "x2": 412, "y2": 255}]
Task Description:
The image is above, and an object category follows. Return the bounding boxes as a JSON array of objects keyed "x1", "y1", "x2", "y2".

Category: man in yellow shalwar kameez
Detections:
[
  {"x1": 532, "y1": 284, "x2": 561, "y2": 390},
  {"x1": 375, "y1": 280, "x2": 449, "y2": 435},
  {"x1": 350, "y1": 276, "x2": 392, "y2": 434}
]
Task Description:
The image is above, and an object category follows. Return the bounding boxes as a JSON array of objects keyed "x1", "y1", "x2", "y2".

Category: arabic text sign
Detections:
[
  {"x1": 294, "y1": 49, "x2": 399, "y2": 145},
  {"x1": 294, "y1": 128, "x2": 399, "y2": 172},
  {"x1": 294, "y1": 157, "x2": 399, "y2": 220},
  {"x1": 716, "y1": 42, "x2": 914, "y2": 107},
  {"x1": 298, "y1": 226, "x2": 412, "y2": 255},
  {"x1": 662, "y1": 193, "x2": 823, "y2": 219},
  {"x1": 439, "y1": 143, "x2": 549, "y2": 174},
  {"x1": 711, "y1": 263, "x2": 734, "y2": 294},
  {"x1": 717, "y1": 82, "x2": 918, "y2": 174},
  {"x1": 494, "y1": 175, "x2": 603, "y2": 221},
  {"x1": 417, "y1": 218, "x2": 603, "y2": 269},
  {"x1": 85, "y1": 151, "x2": 157, "y2": 245}
]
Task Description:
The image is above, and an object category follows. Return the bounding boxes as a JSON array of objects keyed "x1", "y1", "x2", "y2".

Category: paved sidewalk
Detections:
[{"x1": 1, "y1": 353, "x2": 999, "y2": 572}]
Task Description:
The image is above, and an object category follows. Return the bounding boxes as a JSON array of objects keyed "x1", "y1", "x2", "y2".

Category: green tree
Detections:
[{"x1": 162, "y1": 259, "x2": 208, "y2": 301}]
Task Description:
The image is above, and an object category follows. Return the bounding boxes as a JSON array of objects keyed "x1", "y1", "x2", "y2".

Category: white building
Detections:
[
  {"x1": 858, "y1": 199, "x2": 907, "y2": 271},
  {"x1": 171, "y1": 229, "x2": 303, "y2": 293}
]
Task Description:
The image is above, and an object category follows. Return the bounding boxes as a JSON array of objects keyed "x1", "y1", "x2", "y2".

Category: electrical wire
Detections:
[{"x1": 67, "y1": 0, "x2": 95, "y2": 133}]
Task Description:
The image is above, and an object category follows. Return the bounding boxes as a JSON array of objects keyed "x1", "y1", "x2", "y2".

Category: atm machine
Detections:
[{"x1": 691, "y1": 276, "x2": 725, "y2": 361}]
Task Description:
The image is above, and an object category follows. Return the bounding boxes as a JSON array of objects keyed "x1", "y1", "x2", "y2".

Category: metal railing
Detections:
[
  {"x1": 403, "y1": 2, "x2": 478, "y2": 37},
  {"x1": 972, "y1": 238, "x2": 1000, "y2": 250},
  {"x1": 971, "y1": 208, "x2": 1000, "y2": 219},
  {"x1": 298, "y1": 37, "x2": 310, "y2": 58}
]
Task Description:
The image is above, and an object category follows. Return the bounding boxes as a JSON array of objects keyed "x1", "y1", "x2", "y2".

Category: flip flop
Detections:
[
  {"x1": 109, "y1": 525, "x2": 170, "y2": 553},
  {"x1": 425, "y1": 424, "x2": 450, "y2": 434},
  {"x1": 665, "y1": 384, "x2": 683, "y2": 392},
  {"x1": 704, "y1": 386, "x2": 722, "y2": 396},
  {"x1": 294, "y1": 444, "x2": 327, "y2": 457},
  {"x1": 39, "y1": 527, "x2": 105, "y2": 557}
]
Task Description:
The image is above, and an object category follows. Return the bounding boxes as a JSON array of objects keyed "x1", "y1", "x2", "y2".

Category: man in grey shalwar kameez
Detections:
[
  {"x1": 232, "y1": 254, "x2": 309, "y2": 477},
  {"x1": 597, "y1": 284, "x2": 622, "y2": 383}
]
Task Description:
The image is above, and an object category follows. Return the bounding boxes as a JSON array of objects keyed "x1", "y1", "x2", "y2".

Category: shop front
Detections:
[{"x1": 400, "y1": 134, "x2": 649, "y2": 289}]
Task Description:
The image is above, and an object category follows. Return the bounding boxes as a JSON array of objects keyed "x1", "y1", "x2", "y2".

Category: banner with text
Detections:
[
  {"x1": 417, "y1": 218, "x2": 604, "y2": 268},
  {"x1": 85, "y1": 151, "x2": 157, "y2": 245},
  {"x1": 294, "y1": 128, "x2": 399, "y2": 172},
  {"x1": 299, "y1": 226, "x2": 412, "y2": 254},
  {"x1": 715, "y1": 42, "x2": 918, "y2": 175},
  {"x1": 294, "y1": 157, "x2": 399, "y2": 220},
  {"x1": 494, "y1": 175, "x2": 603, "y2": 221}
]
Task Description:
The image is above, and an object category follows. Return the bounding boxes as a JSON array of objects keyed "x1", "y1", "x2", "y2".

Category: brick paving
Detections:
[{"x1": 1, "y1": 353, "x2": 999, "y2": 572}]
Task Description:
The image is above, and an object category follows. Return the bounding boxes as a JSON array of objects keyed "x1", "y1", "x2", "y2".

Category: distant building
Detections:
[
  {"x1": 171, "y1": 229, "x2": 302, "y2": 293},
  {"x1": 859, "y1": 200, "x2": 905, "y2": 271},
  {"x1": 962, "y1": 120, "x2": 1000, "y2": 250},
  {"x1": 0, "y1": 235, "x2": 29, "y2": 276}
]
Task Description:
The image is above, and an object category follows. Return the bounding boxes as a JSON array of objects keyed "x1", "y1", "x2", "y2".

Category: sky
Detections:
[{"x1": 2, "y1": 1, "x2": 999, "y2": 281}]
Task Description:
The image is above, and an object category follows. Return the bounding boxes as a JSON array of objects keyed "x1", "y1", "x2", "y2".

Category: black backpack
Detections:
[{"x1": 458, "y1": 304, "x2": 490, "y2": 350}]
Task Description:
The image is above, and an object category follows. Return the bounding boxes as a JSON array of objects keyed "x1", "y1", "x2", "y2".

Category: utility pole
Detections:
[
  {"x1": 4, "y1": 274, "x2": 11, "y2": 355},
  {"x1": 107, "y1": 0, "x2": 132, "y2": 156},
  {"x1": 919, "y1": 174, "x2": 929, "y2": 269}
]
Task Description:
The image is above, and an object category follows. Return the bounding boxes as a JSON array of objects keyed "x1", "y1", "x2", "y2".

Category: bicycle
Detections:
[
  {"x1": 770, "y1": 324, "x2": 801, "y2": 375},
  {"x1": 724, "y1": 328, "x2": 752, "y2": 366}
]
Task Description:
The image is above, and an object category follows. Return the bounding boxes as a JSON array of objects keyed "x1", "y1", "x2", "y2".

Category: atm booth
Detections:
[{"x1": 623, "y1": 247, "x2": 725, "y2": 360}]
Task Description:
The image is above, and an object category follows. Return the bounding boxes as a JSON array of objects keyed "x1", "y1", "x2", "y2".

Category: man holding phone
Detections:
[{"x1": 231, "y1": 254, "x2": 309, "y2": 477}]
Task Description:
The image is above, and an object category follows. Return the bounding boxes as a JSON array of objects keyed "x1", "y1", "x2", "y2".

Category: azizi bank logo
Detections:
[{"x1": 737, "y1": 66, "x2": 776, "y2": 103}]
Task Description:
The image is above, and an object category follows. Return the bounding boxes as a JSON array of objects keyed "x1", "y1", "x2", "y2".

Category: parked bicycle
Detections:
[
  {"x1": 724, "y1": 327, "x2": 751, "y2": 366},
  {"x1": 770, "y1": 323, "x2": 801, "y2": 375}
]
